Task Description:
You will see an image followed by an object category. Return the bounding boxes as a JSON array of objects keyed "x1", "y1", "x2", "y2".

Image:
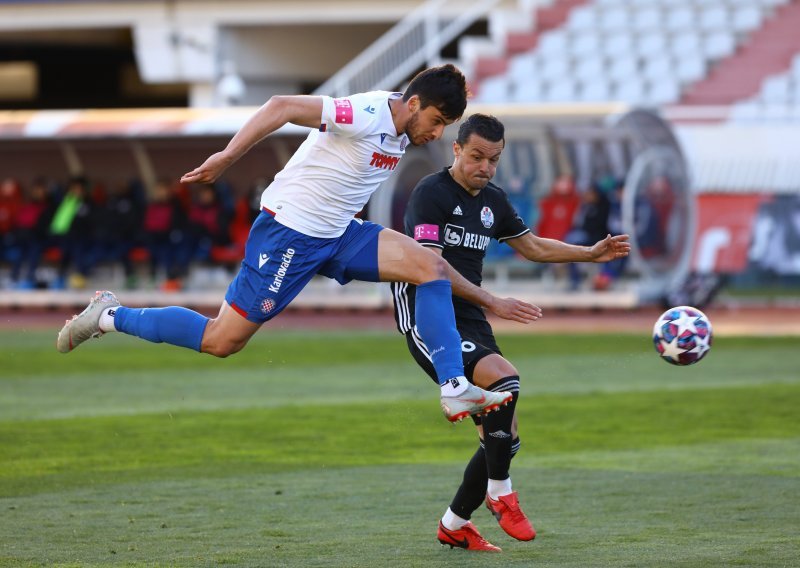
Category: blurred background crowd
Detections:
[
  {"x1": 0, "y1": 171, "x2": 630, "y2": 292},
  {"x1": 1, "y1": 0, "x2": 799, "y2": 308},
  {"x1": 0, "y1": 175, "x2": 259, "y2": 291}
]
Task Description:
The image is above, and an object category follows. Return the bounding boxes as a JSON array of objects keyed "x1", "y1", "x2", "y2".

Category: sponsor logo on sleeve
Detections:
[
  {"x1": 414, "y1": 224, "x2": 439, "y2": 241},
  {"x1": 334, "y1": 98, "x2": 354, "y2": 124}
]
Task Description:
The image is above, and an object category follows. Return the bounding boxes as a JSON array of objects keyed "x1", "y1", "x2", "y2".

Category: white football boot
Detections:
[
  {"x1": 441, "y1": 382, "x2": 512, "y2": 423},
  {"x1": 56, "y1": 290, "x2": 120, "y2": 353}
]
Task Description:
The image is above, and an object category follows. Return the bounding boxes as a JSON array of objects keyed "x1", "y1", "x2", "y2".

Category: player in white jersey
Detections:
[
  {"x1": 57, "y1": 64, "x2": 541, "y2": 424},
  {"x1": 261, "y1": 90, "x2": 408, "y2": 238}
]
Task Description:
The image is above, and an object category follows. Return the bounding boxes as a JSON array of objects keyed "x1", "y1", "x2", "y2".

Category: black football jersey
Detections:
[{"x1": 391, "y1": 167, "x2": 530, "y2": 333}]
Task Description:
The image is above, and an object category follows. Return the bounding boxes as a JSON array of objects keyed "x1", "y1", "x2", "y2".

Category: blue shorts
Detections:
[{"x1": 225, "y1": 211, "x2": 383, "y2": 323}]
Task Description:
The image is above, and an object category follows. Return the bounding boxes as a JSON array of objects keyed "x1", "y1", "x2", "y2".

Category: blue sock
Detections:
[
  {"x1": 415, "y1": 279, "x2": 464, "y2": 385},
  {"x1": 114, "y1": 306, "x2": 209, "y2": 352}
]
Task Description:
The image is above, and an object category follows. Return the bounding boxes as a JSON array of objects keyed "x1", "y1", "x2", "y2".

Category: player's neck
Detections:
[
  {"x1": 448, "y1": 167, "x2": 480, "y2": 197},
  {"x1": 388, "y1": 98, "x2": 405, "y2": 135}
]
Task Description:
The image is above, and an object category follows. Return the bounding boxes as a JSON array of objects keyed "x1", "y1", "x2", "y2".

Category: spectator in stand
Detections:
[
  {"x1": 186, "y1": 184, "x2": 230, "y2": 263},
  {"x1": 536, "y1": 175, "x2": 580, "y2": 242},
  {"x1": 9, "y1": 178, "x2": 56, "y2": 289},
  {"x1": 99, "y1": 179, "x2": 145, "y2": 289},
  {"x1": 141, "y1": 179, "x2": 189, "y2": 290},
  {"x1": 594, "y1": 176, "x2": 627, "y2": 291},
  {"x1": 247, "y1": 178, "x2": 270, "y2": 223},
  {"x1": 0, "y1": 178, "x2": 22, "y2": 274},
  {"x1": 50, "y1": 176, "x2": 98, "y2": 289},
  {"x1": 633, "y1": 174, "x2": 675, "y2": 261},
  {"x1": 535, "y1": 174, "x2": 581, "y2": 285},
  {"x1": 226, "y1": 185, "x2": 258, "y2": 256},
  {"x1": 564, "y1": 183, "x2": 610, "y2": 290}
]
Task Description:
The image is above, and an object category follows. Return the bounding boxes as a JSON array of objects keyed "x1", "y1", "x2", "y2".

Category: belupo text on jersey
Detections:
[
  {"x1": 444, "y1": 224, "x2": 491, "y2": 251},
  {"x1": 269, "y1": 248, "x2": 295, "y2": 293}
]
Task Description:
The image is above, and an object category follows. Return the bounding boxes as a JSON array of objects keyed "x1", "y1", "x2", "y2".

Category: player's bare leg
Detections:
[
  {"x1": 377, "y1": 229, "x2": 511, "y2": 421},
  {"x1": 200, "y1": 301, "x2": 261, "y2": 357}
]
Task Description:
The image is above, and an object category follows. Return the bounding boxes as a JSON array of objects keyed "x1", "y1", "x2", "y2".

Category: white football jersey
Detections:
[{"x1": 261, "y1": 91, "x2": 409, "y2": 238}]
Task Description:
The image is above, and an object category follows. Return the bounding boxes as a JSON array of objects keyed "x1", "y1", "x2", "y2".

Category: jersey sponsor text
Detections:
[
  {"x1": 269, "y1": 248, "x2": 295, "y2": 293},
  {"x1": 444, "y1": 224, "x2": 490, "y2": 251},
  {"x1": 370, "y1": 152, "x2": 399, "y2": 170},
  {"x1": 463, "y1": 232, "x2": 491, "y2": 251}
]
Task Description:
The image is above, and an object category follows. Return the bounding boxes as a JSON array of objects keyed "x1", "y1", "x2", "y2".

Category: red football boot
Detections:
[
  {"x1": 437, "y1": 521, "x2": 501, "y2": 552},
  {"x1": 485, "y1": 491, "x2": 536, "y2": 541}
]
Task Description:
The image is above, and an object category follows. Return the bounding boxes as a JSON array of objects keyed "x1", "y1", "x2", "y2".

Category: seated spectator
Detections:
[
  {"x1": 186, "y1": 184, "x2": 230, "y2": 262},
  {"x1": 0, "y1": 178, "x2": 22, "y2": 273},
  {"x1": 141, "y1": 179, "x2": 189, "y2": 290},
  {"x1": 97, "y1": 179, "x2": 145, "y2": 289},
  {"x1": 9, "y1": 178, "x2": 56, "y2": 289},
  {"x1": 49, "y1": 176, "x2": 98, "y2": 289},
  {"x1": 537, "y1": 175, "x2": 580, "y2": 241},
  {"x1": 636, "y1": 175, "x2": 675, "y2": 260},
  {"x1": 564, "y1": 183, "x2": 610, "y2": 290},
  {"x1": 594, "y1": 175, "x2": 627, "y2": 291}
]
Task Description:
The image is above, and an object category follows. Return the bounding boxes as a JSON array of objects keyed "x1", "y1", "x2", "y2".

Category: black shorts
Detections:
[{"x1": 404, "y1": 317, "x2": 502, "y2": 385}]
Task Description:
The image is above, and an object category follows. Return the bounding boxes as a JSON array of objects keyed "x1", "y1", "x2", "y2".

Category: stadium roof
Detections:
[{"x1": 0, "y1": 107, "x2": 309, "y2": 139}]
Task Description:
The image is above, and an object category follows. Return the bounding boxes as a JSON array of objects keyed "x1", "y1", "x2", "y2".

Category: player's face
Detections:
[
  {"x1": 452, "y1": 134, "x2": 504, "y2": 191},
  {"x1": 405, "y1": 103, "x2": 452, "y2": 146}
]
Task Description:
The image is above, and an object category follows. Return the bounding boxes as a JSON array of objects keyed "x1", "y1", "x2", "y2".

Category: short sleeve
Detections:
[
  {"x1": 405, "y1": 176, "x2": 450, "y2": 249},
  {"x1": 495, "y1": 188, "x2": 531, "y2": 242},
  {"x1": 320, "y1": 94, "x2": 376, "y2": 138}
]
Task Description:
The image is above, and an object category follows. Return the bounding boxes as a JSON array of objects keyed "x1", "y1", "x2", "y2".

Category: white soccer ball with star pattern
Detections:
[{"x1": 653, "y1": 306, "x2": 713, "y2": 366}]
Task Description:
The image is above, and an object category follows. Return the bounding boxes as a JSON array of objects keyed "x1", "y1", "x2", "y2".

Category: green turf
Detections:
[{"x1": 1, "y1": 329, "x2": 799, "y2": 567}]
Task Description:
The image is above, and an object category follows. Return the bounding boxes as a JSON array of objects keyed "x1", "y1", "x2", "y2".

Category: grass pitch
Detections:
[{"x1": 1, "y1": 327, "x2": 799, "y2": 567}]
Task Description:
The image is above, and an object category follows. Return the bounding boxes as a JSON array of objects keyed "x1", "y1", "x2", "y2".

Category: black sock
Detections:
[
  {"x1": 481, "y1": 376, "x2": 520, "y2": 480},
  {"x1": 449, "y1": 444, "x2": 488, "y2": 520},
  {"x1": 448, "y1": 435, "x2": 522, "y2": 519}
]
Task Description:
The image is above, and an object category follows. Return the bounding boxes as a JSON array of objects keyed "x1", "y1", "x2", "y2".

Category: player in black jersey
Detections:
[{"x1": 391, "y1": 114, "x2": 630, "y2": 552}]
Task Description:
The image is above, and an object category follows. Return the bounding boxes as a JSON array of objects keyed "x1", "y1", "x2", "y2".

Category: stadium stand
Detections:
[
  {"x1": 681, "y1": 0, "x2": 800, "y2": 105},
  {"x1": 1, "y1": 0, "x2": 798, "y2": 307},
  {"x1": 470, "y1": 0, "x2": 800, "y2": 112}
]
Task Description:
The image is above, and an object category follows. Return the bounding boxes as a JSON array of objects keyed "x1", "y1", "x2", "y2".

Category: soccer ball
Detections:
[{"x1": 652, "y1": 305, "x2": 713, "y2": 366}]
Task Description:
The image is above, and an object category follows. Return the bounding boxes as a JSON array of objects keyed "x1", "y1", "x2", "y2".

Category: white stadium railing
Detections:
[{"x1": 313, "y1": 0, "x2": 505, "y2": 97}]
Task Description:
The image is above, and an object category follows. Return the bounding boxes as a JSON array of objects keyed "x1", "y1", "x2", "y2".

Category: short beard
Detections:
[{"x1": 405, "y1": 114, "x2": 425, "y2": 146}]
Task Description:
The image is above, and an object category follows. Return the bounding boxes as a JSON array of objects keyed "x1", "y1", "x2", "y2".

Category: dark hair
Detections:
[
  {"x1": 403, "y1": 64, "x2": 468, "y2": 121},
  {"x1": 68, "y1": 175, "x2": 90, "y2": 190},
  {"x1": 456, "y1": 113, "x2": 504, "y2": 146}
]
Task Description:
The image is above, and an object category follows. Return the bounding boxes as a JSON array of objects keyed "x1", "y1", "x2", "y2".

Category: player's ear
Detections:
[{"x1": 407, "y1": 94, "x2": 420, "y2": 113}]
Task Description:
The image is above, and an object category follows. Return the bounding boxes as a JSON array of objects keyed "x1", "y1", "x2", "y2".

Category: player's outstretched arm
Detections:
[
  {"x1": 507, "y1": 232, "x2": 630, "y2": 264},
  {"x1": 181, "y1": 95, "x2": 324, "y2": 184},
  {"x1": 588, "y1": 233, "x2": 631, "y2": 263}
]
